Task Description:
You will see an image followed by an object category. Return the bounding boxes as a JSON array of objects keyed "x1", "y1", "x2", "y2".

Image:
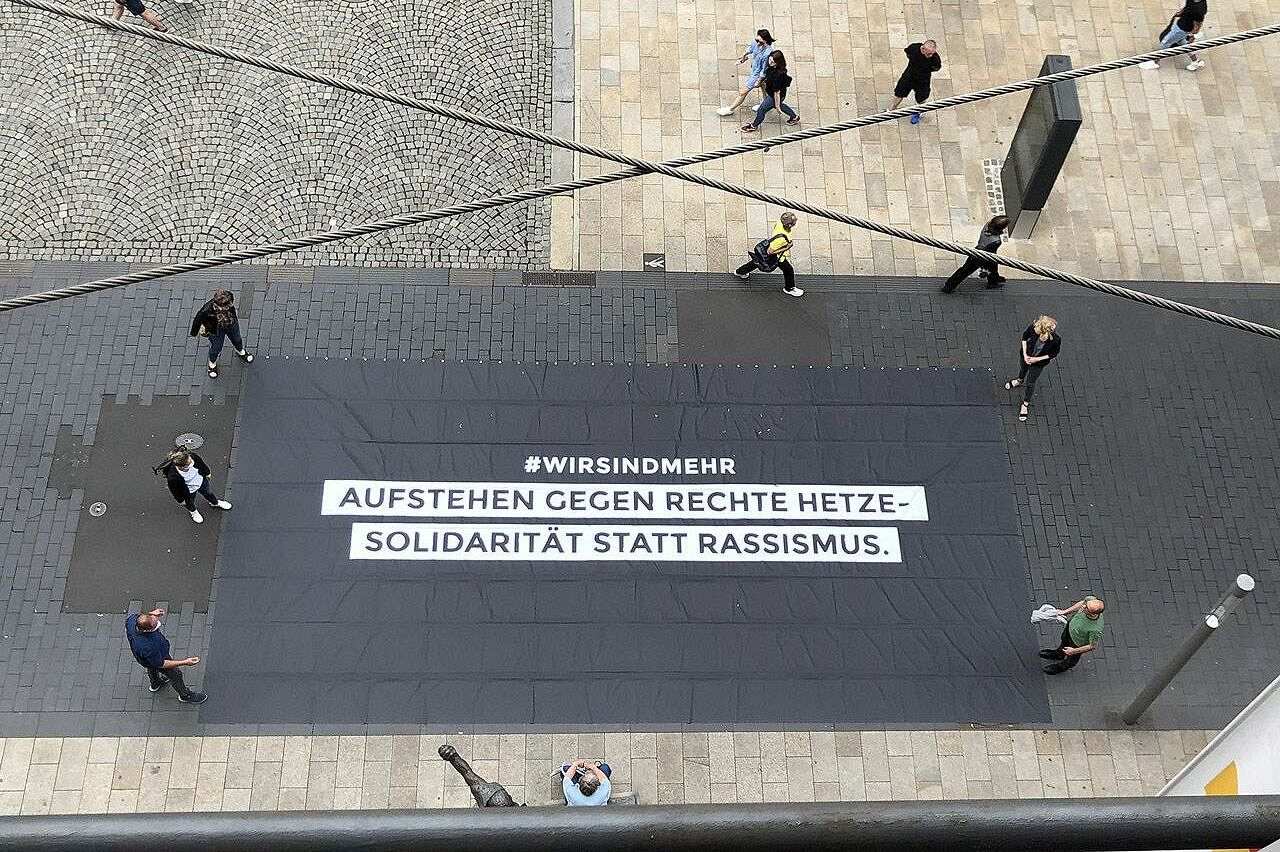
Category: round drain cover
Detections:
[
  {"x1": 88, "y1": 501, "x2": 107, "y2": 517},
  {"x1": 175, "y1": 432, "x2": 205, "y2": 450}
]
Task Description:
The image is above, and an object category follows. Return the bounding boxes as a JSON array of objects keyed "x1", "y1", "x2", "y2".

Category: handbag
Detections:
[{"x1": 750, "y1": 237, "x2": 782, "y2": 272}]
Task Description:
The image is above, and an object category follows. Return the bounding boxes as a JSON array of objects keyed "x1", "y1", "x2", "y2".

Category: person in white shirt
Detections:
[{"x1": 162, "y1": 449, "x2": 232, "y2": 524}]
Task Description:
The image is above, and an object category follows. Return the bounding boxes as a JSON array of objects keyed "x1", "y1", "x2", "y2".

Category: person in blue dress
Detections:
[{"x1": 718, "y1": 29, "x2": 776, "y2": 116}]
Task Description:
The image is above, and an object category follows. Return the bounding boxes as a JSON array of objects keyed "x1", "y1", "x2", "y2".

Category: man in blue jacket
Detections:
[{"x1": 125, "y1": 608, "x2": 207, "y2": 704}]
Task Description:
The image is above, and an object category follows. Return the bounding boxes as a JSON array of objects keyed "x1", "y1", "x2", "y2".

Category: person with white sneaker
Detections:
[
  {"x1": 1139, "y1": 0, "x2": 1208, "y2": 72},
  {"x1": 717, "y1": 29, "x2": 776, "y2": 117},
  {"x1": 161, "y1": 448, "x2": 232, "y2": 524},
  {"x1": 734, "y1": 212, "x2": 804, "y2": 297},
  {"x1": 191, "y1": 289, "x2": 254, "y2": 379}
]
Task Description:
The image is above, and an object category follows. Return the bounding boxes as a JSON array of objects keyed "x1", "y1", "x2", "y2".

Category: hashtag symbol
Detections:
[{"x1": 523, "y1": 456, "x2": 541, "y2": 473}]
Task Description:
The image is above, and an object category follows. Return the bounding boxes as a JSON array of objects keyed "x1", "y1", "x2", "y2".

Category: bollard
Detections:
[{"x1": 1122, "y1": 573, "x2": 1255, "y2": 725}]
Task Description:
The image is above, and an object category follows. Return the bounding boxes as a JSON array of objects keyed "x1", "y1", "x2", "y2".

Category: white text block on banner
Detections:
[
  {"x1": 348, "y1": 523, "x2": 902, "y2": 562},
  {"x1": 323, "y1": 481, "x2": 927, "y2": 521}
]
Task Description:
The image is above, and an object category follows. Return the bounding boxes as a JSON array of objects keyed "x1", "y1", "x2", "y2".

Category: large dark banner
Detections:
[{"x1": 202, "y1": 361, "x2": 1050, "y2": 725}]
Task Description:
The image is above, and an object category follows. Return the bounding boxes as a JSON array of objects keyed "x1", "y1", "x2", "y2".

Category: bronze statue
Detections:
[{"x1": 438, "y1": 744, "x2": 521, "y2": 807}]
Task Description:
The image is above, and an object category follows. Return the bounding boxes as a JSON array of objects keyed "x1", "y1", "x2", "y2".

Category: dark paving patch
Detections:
[
  {"x1": 48, "y1": 426, "x2": 91, "y2": 499},
  {"x1": 677, "y1": 290, "x2": 833, "y2": 364},
  {"x1": 61, "y1": 396, "x2": 238, "y2": 613},
  {"x1": 200, "y1": 360, "x2": 1048, "y2": 727}
]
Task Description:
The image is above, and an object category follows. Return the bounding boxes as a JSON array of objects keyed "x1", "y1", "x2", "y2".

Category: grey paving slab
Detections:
[
  {"x1": 0, "y1": 262, "x2": 1276, "y2": 734},
  {"x1": 61, "y1": 396, "x2": 239, "y2": 613}
]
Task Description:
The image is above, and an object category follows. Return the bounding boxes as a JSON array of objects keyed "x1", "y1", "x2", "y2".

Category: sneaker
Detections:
[
  {"x1": 215, "y1": 500, "x2": 232, "y2": 510},
  {"x1": 716, "y1": 106, "x2": 734, "y2": 116},
  {"x1": 783, "y1": 286, "x2": 804, "y2": 298},
  {"x1": 734, "y1": 270, "x2": 751, "y2": 279},
  {"x1": 1138, "y1": 60, "x2": 1159, "y2": 70},
  {"x1": 190, "y1": 509, "x2": 204, "y2": 524},
  {"x1": 178, "y1": 691, "x2": 208, "y2": 704},
  {"x1": 237, "y1": 350, "x2": 254, "y2": 363},
  {"x1": 149, "y1": 676, "x2": 169, "y2": 693},
  {"x1": 910, "y1": 113, "x2": 922, "y2": 125},
  {"x1": 1184, "y1": 60, "x2": 1205, "y2": 71}
]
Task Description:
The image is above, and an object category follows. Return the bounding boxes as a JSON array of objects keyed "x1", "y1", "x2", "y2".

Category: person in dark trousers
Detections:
[
  {"x1": 889, "y1": 40, "x2": 941, "y2": 124},
  {"x1": 940, "y1": 215, "x2": 1010, "y2": 292},
  {"x1": 1039, "y1": 596, "x2": 1105, "y2": 675},
  {"x1": 112, "y1": 0, "x2": 167, "y2": 31},
  {"x1": 1140, "y1": 0, "x2": 1207, "y2": 71},
  {"x1": 125, "y1": 608, "x2": 207, "y2": 703},
  {"x1": 191, "y1": 289, "x2": 254, "y2": 379},
  {"x1": 161, "y1": 448, "x2": 232, "y2": 524},
  {"x1": 734, "y1": 212, "x2": 803, "y2": 297},
  {"x1": 1005, "y1": 315, "x2": 1060, "y2": 422},
  {"x1": 439, "y1": 745, "x2": 521, "y2": 807},
  {"x1": 741, "y1": 51, "x2": 799, "y2": 131}
]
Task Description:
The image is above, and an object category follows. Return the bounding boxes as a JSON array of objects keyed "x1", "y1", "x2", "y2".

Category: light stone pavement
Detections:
[
  {"x1": 0, "y1": 729, "x2": 1215, "y2": 812},
  {"x1": 562, "y1": 0, "x2": 1280, "y2": 281}
]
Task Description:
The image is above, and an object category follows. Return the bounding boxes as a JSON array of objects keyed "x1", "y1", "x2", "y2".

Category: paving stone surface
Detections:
[
  {"x1": 0, "y1": 727, "x2": 1216, "y2": 811},
  {"x1": 569, "y1": 0, "x2": 1280, "y2": 282},
  {"x1": 0, "y1": 262, "x2": 1276, "y2": 739},
  {"x1": 0, "y1": 0, "x2": 551, "y2": 268}
]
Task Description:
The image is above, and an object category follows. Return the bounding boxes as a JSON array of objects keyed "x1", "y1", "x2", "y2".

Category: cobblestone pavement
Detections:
[
  {"x1": 0, "y1": 0, "x2": 551, "y2": 267},
  {"x1": 0, "y1": 728, "x2": 1217, "y2": 812},
  {"x1": 566, "y1": 0, "x2": 1280, "y2": 281}
]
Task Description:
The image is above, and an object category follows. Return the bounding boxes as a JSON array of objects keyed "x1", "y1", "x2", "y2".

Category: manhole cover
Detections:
[
  {"x1": 88, "y1": 501, "x2": 107, "y2": 517},
  {"x1": 175, "y1": 432, "x2": 204, "y2": 450}
]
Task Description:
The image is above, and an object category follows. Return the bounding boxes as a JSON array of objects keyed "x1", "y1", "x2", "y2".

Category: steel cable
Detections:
[{"x1": 2, "y1": 0, "x2": 1279, "y2": 341}]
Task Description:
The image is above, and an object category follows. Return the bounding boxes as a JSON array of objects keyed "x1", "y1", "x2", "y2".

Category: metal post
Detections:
[
  {"x1": 3, "y1": 796, "x2": 1280, "y2": 852},
  {"x1": 1122, "y1": 573, "x2": 1255, "y2": 725}
]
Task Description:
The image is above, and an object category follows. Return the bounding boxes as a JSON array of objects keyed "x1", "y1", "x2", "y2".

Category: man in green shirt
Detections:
[{"x1": 1039, "y1": 595, "x2": 1105, "y2": 675}]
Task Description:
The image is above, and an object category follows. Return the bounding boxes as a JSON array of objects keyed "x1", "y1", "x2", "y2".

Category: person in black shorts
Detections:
[
  {"x1": 889, "y1": 40, "x2": 941, "y2": 124},
  {"x1": 112, "y1": 0, "x2": 168, "y2": 31}
]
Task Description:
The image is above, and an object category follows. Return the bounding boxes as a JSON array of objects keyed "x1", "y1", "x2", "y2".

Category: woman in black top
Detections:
[
  {"x1": 190, "y1": 289, "x2": 254, "y2": 379},
  {"x1": 742, "y1": 51, "x2": 799, "y2": 132},
  {"x1": 160, "y1": 449, "x2": 232, "y2": 524},
  {"x1": 1005, "y1": 315, "x2": 1061, "y2": 421},
  {"x1": 940, "y1": 215, "x2": 1009, "y2": 292}
]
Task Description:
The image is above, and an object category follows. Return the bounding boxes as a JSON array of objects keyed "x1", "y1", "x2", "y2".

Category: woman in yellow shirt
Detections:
[{"x1": 733, "y1": 212, "x2": 803, "y2": 297}]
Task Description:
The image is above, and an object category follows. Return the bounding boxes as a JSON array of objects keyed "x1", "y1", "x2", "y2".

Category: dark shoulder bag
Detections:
[{"x1": 750, "y1": 237, "x2": 781, "y2": 271}]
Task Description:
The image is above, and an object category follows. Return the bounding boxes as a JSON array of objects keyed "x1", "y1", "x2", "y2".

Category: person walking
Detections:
[
  {"x1": 161, "y1": 448, "x2": 232, "y2": 524},
  {"x1": 734, "y1": 211, "x2": 803, "y2": 297},
  {"x1": 111, "y1": 0, "x2": 167, "y2": 31},
  {"x1": 940, "y1": 215, "x2": 1010, "y2": 293},
  {"x1": 191, "y1": 289, "x2": 254, "y2": 379},
  {"x1": 888, "y1": 40, "x2": 942, "y2": 124},
  {"x1": 741, "y1": 51, "x2": 799, "y2": 132},
  {"x1": 125, "y1": 608, "x2": 207, "y2": 703},
  {"x1": 1139, "y1": 1, "x2": 1208, "y2": 71},
  {"x1": 1005, "y1": 315, "x2": 1061, "y2": 422},
  {"x1": 717, "y1": 29, "x2": 776, "y2": 116},
  {"x1": 1038, "y1": 596, "x2": 1105, "y2": 675}
]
